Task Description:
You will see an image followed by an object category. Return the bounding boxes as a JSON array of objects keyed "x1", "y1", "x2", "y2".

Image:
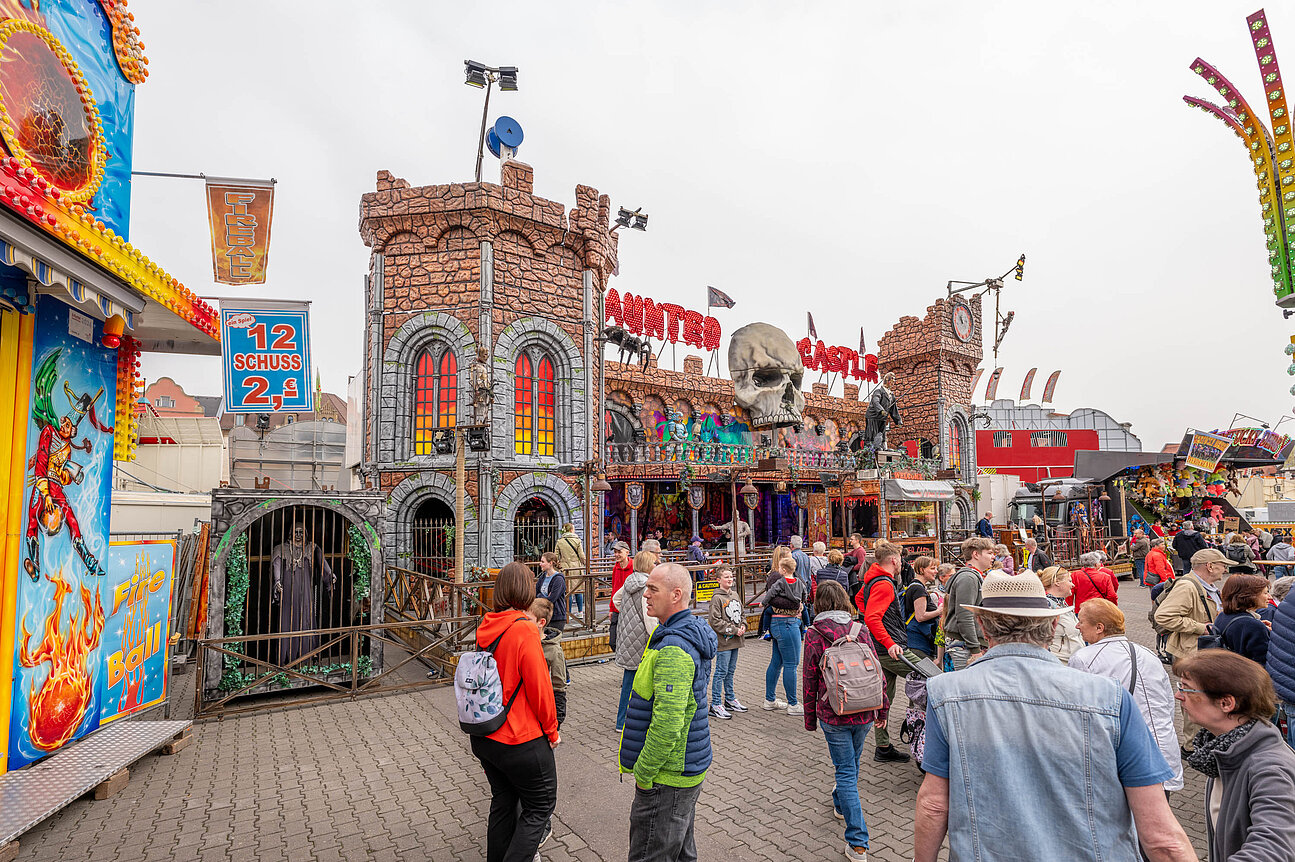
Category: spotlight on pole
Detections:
[
  {"x1": 433, "y1": 428, "x2": 455, "y2": 455},
  {"x1": 613, "y1": 207, "x2": 648, "y2": 233},
  {"x1": 497, "y1": 66, "x2": 519, "y2": 91},
  {"x1": 464, "y1": 60, "x2": 489, "y2": 88}
]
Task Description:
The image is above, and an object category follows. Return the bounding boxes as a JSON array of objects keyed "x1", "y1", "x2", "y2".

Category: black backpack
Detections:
[{"x1": 1224, "y1": 544, "x2": 1250, "y2": 565}]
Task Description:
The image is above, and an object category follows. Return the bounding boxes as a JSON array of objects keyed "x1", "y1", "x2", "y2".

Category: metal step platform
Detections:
[{"x1": 0, "y1": 719, "x2": 192, "y2": 847}]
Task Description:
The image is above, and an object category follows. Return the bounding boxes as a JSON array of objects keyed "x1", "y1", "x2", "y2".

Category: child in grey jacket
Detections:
[{"x1": 706, "y1": 566, "x2": 747, "y2": 720}]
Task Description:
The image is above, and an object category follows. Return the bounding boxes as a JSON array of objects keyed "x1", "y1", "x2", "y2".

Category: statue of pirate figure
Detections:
[
  {"x1": 469, "y1": 345, "x2": 493, "y2": 423},
  {"x1": 24, "y1": 349, "x2": 113, "y2": 581}
]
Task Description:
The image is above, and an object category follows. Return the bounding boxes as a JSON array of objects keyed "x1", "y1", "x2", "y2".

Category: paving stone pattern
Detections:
[{"x1": 19, "y1": 582, "x2": 1211, "y2": 861}]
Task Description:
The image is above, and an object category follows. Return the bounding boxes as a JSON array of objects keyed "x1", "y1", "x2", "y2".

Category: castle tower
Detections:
[
  {"x1": 877, "y1": 294, "x2": 983, "y2": 525},
  {"x1": 358, "y1": 161, "x2": 618, "y2": 567}
]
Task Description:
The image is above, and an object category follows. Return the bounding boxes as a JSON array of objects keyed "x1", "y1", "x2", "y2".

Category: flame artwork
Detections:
[{"x1": 18, "y1": 567, "x2": 105, "y2": 752}]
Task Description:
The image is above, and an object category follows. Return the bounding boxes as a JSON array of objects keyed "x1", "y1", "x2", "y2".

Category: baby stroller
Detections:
[{"x1": 898, "y1": 654, "x2": 943, "y2": 771}]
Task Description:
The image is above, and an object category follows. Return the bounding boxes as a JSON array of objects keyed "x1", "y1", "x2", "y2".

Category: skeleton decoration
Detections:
[
  {"x1": 728, "y1": 322, "x2": 806, "y2": 428},
  {"x1": 469, "y1": 346, "x2": 492, "y2": 423}
]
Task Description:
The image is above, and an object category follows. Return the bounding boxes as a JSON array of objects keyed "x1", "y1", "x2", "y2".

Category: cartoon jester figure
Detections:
[{"x1": 24, "y1": 349, "x2": 113, "y2": 582}]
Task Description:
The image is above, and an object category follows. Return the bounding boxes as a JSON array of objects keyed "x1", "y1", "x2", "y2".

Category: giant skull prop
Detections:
[{"x1": 728, "y1": 322, "x2": 806, "y2": 428}]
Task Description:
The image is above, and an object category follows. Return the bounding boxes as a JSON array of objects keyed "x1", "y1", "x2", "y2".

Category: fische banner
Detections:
[{"x1": 206, "y1": 180, "x2": 275, "y2": 285}]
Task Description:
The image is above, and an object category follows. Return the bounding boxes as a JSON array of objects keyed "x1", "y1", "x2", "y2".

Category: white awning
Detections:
[{"x1": 883, "y1": 478, "x2": 955, "y2": 501}]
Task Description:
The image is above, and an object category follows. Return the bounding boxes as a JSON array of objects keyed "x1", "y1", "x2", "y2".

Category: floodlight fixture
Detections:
[
  {"x1": 464, "y1": 60, "x2": 489, "y2": 88},
  {"x1": 613, "y1": 206, "x2": 648, "y2": 233},
  {"x1": 465, "y1": 425, "x2": 490, "y2": 451},
  {"x1": 433, "y1": 428, "x2": 455, "y2": 455},
  {"x1": 497, "y1": 66, "x2": 519, "y2": 91}
]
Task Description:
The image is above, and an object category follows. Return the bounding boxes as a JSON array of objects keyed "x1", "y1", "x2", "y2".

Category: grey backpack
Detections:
[{"x1": 817, "y1": 621, "x2": 885, "y2": 715}]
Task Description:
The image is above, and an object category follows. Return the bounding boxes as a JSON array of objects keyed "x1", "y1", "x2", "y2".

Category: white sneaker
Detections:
[
  {"x1": 709, "y1": 704, "x2": 732, "y2": 720},
  {"x1": 762, "y1": 698, "x2": 788, "y2": 711},
  {"x1": 844, "y1": 846, "x2": 867, "y2": 861},
  {"x1": 786, "y1": 703, "x2": 804, "y2": 716},
  {"x1": 725, "y1": 698, "x2": 748, "y2": 712},
  {"x1": 833, "y1": 806, "x2": 845, "y2": 821}
]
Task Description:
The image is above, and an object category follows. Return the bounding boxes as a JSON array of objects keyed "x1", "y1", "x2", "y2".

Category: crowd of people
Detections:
[{"x1": 462, "y1": 523, "x2": 1295, "y2": 862}]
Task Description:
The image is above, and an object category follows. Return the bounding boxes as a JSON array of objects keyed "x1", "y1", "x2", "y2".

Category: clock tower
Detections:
[{"x1": 876, "y1": 294, "x2": 982, "y2": 502}]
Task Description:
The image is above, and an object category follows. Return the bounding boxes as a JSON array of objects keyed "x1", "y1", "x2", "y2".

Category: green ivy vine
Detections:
[{"x1": 347, "y1": 523, "x2": 372, "y2": 599}]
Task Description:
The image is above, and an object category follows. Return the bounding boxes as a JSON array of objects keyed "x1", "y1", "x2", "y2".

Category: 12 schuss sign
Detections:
[{"x1": 605, "y1": 288, "x2": 878, "y2": 382}]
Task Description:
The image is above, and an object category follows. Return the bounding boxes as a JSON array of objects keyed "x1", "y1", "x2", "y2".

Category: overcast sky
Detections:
[{"x1": 130, "y1": 0, "x2": 1293, "y2": 450}]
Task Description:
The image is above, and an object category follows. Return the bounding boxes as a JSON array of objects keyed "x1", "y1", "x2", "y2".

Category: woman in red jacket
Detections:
[
  {"x1": 471, "y1": 561, "x2": 560, "y2": 862},
  {"x1": 1144, "y1": 538, "x2": 1175, "y2": 587}
]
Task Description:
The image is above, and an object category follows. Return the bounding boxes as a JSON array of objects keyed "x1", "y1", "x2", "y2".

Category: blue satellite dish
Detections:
[
  {"x1": 486, "y1": 128, "x2": 502, "y2": 158},
  {"x1": 493, "y1": 116, "x2": 524, "y2": 148}
]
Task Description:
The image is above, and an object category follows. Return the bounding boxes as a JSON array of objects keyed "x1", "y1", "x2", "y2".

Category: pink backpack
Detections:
[{"x1": 817, "y1": 621, "x2": 885, "y2": 714}]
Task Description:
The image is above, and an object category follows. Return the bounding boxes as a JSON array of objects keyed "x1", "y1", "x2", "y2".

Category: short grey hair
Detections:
[
  {"x1": 789, "y1": 535, "x2": 803, "y2": 549},
  {"x1": 975, "y1": 611, "x2": 1056, "y2": 647},
  {"x1": 1079, "y1": 551, "x2": 1103, "y2": 568},
  {"x1": 651, "y1": 562, "x2": 693, "y2": 603},
  {"x1": 641, "y1": 539, "x2": 661, "y2": 555},
  {"x1": 812, "y1": 541, "x2": 826, "y2": 554},
  {"x1": 1025, "y1": 538, "x2": 1038, "y2": 549},
  {"x1": 1273, "y1": 576, "x2": 1295, "y2": 603}
]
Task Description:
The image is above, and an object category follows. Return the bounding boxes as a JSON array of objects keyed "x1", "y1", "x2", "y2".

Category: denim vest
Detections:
[{"x1": 926, "y1": 644, "x2": 1141, "y2": 862}]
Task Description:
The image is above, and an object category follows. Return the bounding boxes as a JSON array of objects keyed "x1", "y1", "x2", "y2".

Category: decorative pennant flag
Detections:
[
  {"x1": 1186, "y1": 430, "x2": 1232, "y2": 472},
  {"x1": 859, "y1": 326, "x2": 867, "y2": 356},
  {"x1": 1041, "y1": 370, "x2": 1061, "y2": 403},
  {"x1": 206, "y1": 179, "x2": 275, "y2": 285},
  {"x1": 1019, "y1": 367, "x2": 1038, "y2": 402},
  {"x1": 970, "y1": 368, "x2": 984, "y2": 397},
  {"x1": 706, "y1": 286, "x2": 735, "y2": 309},
  {"x1": 984, "y1": 367, "x2": 1004, "y2": 401},
  {"x1": 807, "y1": 312, "x2": 818, "y2": 340}
]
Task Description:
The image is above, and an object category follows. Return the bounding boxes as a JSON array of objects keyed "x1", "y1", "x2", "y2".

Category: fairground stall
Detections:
[{"x1": 0, "y1": 1, "x2": 211, "y2": 850}]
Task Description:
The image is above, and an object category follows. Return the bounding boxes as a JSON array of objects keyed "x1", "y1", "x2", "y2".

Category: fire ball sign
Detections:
[{"x1": 221, "y1": 303, "x2": 313, "y2": 413}]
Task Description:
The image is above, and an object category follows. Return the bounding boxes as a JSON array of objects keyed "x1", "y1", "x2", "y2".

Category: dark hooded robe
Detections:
[{"x1": 271, "y1": 539, "x2": 334, "y2": 666}]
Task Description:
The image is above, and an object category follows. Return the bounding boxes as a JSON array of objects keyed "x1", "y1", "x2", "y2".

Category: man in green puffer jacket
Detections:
[{"x1": 618, "y1": 563, "x2": 718, "y2": 862}]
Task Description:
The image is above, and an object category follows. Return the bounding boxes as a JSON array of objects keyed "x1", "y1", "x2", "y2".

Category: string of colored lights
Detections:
[{"x1": 1185, "y1": 59, "x2": 1293, "y2": 305}]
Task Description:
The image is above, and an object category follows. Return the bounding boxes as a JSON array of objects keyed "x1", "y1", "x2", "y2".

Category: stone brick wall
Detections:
[
  {"x1": 359, "y1": 164, "x2": 618, "y2": 566},
  {"x1": 876, "y1": 294, "x2": 983, "y2": 451}
]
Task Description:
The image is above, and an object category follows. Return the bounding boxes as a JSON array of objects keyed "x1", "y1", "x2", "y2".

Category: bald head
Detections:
[{"x1": 645, "y1": 563, "x2": 692, "y2": 621}]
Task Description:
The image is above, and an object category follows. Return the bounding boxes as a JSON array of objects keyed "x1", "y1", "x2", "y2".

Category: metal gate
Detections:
[
  {"x1": 233, "y1": 504, "x2": 358, "y2": 675},
  {"x1": 409, "y1": 499, "x2": 455, "y2": 579},
  {"x1": 514, "y1": 497, "x2": 557, "y2": 563}
]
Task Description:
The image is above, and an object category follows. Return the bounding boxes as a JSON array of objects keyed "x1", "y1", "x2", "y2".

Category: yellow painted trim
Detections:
[{"x1": 0, "y1": 308, "x2": 34, "y2": 775}]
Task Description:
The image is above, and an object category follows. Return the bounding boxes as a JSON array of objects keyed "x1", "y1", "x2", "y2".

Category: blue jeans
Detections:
[
  {"x1": 711, "y1": 648, "x2": 738, "y2": 706},
  {"x1": 765, "y1": 616, "x2": 801, "y2": 704},
  {"x1": 570, "y1": 592, "x2": 584, "y2": 615},
  {"x1": 617, "y1": 668, "x2": 635, "y2": 730},
  {"x1": 1279, "y1": 701, "x2": 1295, "y2": 751},
  {"x1": 822, "y1": 722, "x2": 873, "y2": 849},
  {"x1": 758, "y1": 605, "x2": 773, "y2": 636},
  {"x1": 1274, "y1": 565, "x2": 1292, "y2": 579},
  {"x1": 1133, "y1": 558, "x2": 1145, "y2": 585}
]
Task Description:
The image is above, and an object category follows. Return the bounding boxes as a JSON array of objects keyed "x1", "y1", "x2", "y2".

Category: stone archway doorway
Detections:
[{"x1": 514, "y1": 497, "x2": 558, "y2": 563}]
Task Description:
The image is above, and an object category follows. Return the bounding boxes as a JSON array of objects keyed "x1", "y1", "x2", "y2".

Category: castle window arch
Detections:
[
  {"x1": 413, "y1": 344, "x2": 457, "y2": 455},
  {"x1": 514, "y1": 347, "x2": 557, "y2": 457}
]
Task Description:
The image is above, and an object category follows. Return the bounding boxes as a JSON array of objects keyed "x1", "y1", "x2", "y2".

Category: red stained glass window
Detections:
[
  {"x1": 514, "y1": 349, "x2": 557, "y2": 456},
  {"x1": 414, "y1": 346, "x2": 456, "y2": 455}
]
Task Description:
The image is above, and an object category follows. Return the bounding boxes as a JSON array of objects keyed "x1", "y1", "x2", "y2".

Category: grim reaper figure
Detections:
[
  {"x1": 864, "y1": 372, "x2": 902, "y2": 451},
  {"x1": 271, "y1": 522, "x2": 336, "y2": 666}
]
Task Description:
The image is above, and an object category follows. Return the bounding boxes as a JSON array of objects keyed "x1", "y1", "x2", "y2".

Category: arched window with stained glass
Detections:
[
  {"x1": 413, "y1": 346, "x2": 457, "y2": 455},
  {"x1": 514, "y1": 348, "x2": 556, "y2": 456}
]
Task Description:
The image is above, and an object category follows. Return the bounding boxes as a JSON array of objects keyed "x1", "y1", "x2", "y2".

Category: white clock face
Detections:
[{"x1": 952, "y1": 304, "x2": 973, "y2": 342}]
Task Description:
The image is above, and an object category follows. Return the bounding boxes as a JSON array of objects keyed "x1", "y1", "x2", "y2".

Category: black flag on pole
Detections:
[
  {"x1": 706, "y1": 285, "x2": 735, "y2": 309},
  {"x1": 807, "y1": 312, "x2": 818, "y2": 340}
]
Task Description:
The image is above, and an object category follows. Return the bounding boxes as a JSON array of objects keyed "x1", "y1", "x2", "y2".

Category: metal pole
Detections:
[
  {"x1": 455, "y1": 428, "x2": 466, "y2": 584},
  {"x1": 474, "y1": 79, "x2": 494, "y2": 183},
  {"x1": 730, "y1": 481, "x2": 741, "y2": 563}
]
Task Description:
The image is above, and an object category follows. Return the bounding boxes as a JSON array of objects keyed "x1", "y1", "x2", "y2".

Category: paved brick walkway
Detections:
[{"x1": 16, "y1": 580, "x2": 1211, "y2": 861}]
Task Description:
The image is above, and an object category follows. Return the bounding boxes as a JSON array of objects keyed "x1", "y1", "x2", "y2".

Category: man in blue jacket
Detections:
[
  {"x1": 1268, "y1": 589, "x2": 1295, "y2": 749},
  {"x1": 976, "y1": 513, "x2": 994, "y2": 538},
  {"x1": 619, "y1": 563, "x2": 718, "y2": 862}
]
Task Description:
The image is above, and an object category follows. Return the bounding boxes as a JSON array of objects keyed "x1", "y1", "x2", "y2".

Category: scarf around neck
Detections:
[{"x1": 1186, "y1": 720, "x2": 1258, "y2": 778}]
